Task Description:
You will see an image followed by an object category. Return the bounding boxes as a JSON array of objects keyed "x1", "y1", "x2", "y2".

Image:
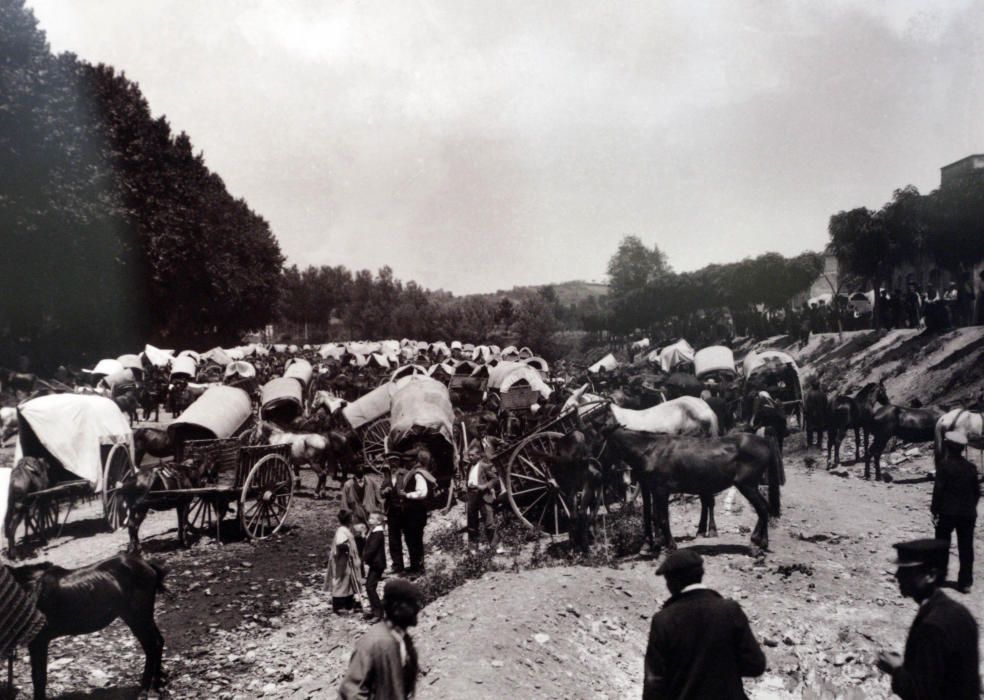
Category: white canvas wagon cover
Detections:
[
  {"x1": 742, "y1": 350, "x2": 799, "y2": 378},
  {"x1": 284, "y1": 358, "x2": 313, "y2": 385},
  {"x1": 694, "y1": 346, "x2": 736, "y2": 379},
  {"x1": 225, "y1": 361, "x2": 256, "y2": 380},
  {"x1": 88, "y1": 358, "x2": 125, "y2": 377},
  {"x1": 658, "y1": 340, "x2": 695, "y2": 373},
  {"x1": 3, "y1": 394, "x2": 133, "y2": 533},
  {"x1": 143, "y1": 344, "x2": 173, "y2": 367},
  {"x1": 388, "y1": 377, "x2": 454, "y2": 448},
  {"x1": 261, "y1": 377, "x2": 303, "y2": 410},
  {"x1": 341, "y1": 383, "x2": 392, "y2": 430},
  {"x1": 170, "y1": 355, "x2": 198, "y2": 379},
  {"x1": 588, "y1": 353, "x2": 618, "y2": 374},
  {"x1": 498, "y1": 365, "x2": 552, "y2": 399},
  {"x1": 168, "y1": 385, "x2": 252, "y2": 441}
]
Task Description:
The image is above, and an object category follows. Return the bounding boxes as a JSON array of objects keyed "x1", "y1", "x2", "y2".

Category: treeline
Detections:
[
  {"x1": 280, "y1": 265, "x2": 563, "y2": 357},
  {"x1": 829, "y1": 178, "x2": 984, "y2": 294},
  {"x1": 604, "y1": 236, "x2": 822, "y2": 336},
  {"x1": 0, "y1": 0, "x2": 282, "y2": 368}
]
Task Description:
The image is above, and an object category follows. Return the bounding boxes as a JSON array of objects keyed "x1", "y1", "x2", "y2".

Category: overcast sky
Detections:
[{"x1": 27, "y1": 0, "x2": 984, "y2": 294}]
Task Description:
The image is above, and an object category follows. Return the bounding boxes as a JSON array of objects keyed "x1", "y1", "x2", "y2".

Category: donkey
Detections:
[
  {"x1": 133, "y1": 427, "x2": 175, "y2": 467},
  {"x1": 9, "y1": 553, "x2": 168, "y2": 699}
]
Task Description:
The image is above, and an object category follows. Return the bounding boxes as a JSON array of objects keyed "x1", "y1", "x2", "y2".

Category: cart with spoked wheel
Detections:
[
  {"x1": 147, "y1": 385, "x2": 294, "y2": 542},
  {"x1": 2, "y1": 393, "x2": 134, "y2": 556}
]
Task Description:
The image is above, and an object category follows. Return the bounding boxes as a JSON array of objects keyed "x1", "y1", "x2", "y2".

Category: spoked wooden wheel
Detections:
[
  {"x1": 360, "y1": 418, "x2": 390, "y2": 473},
  {"x1": 505, "y1": 431, "x2": 575, "y2": 537},
  {"x1": 187, "y1": 496, "x2": 222, "y2": 535},
  {"x1": 102, "y1": 443, "x2": 135, "y2": 530},
  {"x1": 239, "y1": 454, "x2": 294, "y2": 539}
]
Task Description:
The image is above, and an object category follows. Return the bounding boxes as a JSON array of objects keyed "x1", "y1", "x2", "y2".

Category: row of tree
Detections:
[
  {"x1": 829, "y1": 177, "x2": 984, "y2": 297},
  {"x1": 1, "y1": 0, "x2": 283, "y2": 368},
  {"x1": 604, "y1": 236, "x2": 823, "y2": 336}
]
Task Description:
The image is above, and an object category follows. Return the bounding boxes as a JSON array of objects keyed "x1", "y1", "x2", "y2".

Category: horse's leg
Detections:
[
  {"x1": 123, "y1": 613, "x2": 165, "y2": 693},
  {"x1": 128, "y1": 507, "x2": 147, "y2": 554},
  {"x1": 871, "y1": 435, "x2": 888, "y2": 481},
  {"x1": 735, "y1": 481, "x2": 770, "y2": 551},
  {"x1": 856, "y1": 426, "x2": 864, "y2": 463},
  {"x1": 699, "y1": 493, "x2": 717, "y2": 538},
  {"x1": 28, "y1": 636, "x2": 49, "y2": 700},
  {"x1": 640, "y1": 482, "x2": 655, "y2": 554},
  {"x1": 655, "y1": 489, "x2": 675, "y2": 551}
]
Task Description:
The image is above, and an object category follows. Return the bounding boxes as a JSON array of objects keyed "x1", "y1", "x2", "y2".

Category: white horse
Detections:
[
  {"x1": 310, "y1": 390, "x2": 348, "y2": 415},
  {"x1": 564, "y1": 385, "x2": 719, "y2": 437},
  {"x1": 935, "y1": 408, "x2": 984, "y2": 460}
]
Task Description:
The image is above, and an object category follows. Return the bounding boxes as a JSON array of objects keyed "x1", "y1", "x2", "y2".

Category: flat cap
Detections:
[
  {"x1": 892, "y1": 539, "x2": 949, "y2": 568},
  {"x1": 384, "y1": 578, "x2": 425, "y2": 606},
  {"x1": 944, "y1": 430, "x2": 968, "y2": 447},
  {"x1": 655, "y1": 549, "x2": 703, "y2": 575}
]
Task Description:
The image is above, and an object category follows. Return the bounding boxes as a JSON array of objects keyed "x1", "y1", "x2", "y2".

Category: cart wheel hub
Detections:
[{"x1": 261, "y1": 490, "x2": 274, "y2": 502}]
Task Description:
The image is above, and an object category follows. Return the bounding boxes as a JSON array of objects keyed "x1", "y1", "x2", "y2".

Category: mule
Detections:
[
  {"x1": 133, "y1": 427, "x2": 175, "y2": 467},
  {"x1": 114, "y1": 391, "x2": 140, "y2": 424},
  {"x1": 827, "y1": 382, "x2": 885, "y2": 468},
  {"x1": 749, "y1": 392, "x2": 788, "y2": 454},
  {"x1": 9, "y1": 553, "x2": 167, "y2": 698},
  {"x1": 603, "y1": 428, "x2": 783, "y2": 553},
  {"x1": 4, "y1": 457, "x2": 52, "y2": 560},
  {"x1": 251, "y1": 421, "x2": 356, "y2": 498},
  {"x1": 117, "y1": 454, "x2": 219, "y2": 553}
]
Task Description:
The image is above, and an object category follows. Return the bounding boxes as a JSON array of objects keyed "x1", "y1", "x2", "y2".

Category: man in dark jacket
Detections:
[
  {"x1": 876, "y1": 538, "x2": 981, "y2": 698},
  {"x1": 643, "y1": 549, "x2": 766, "y2": 699},
  {"x1": 932, "y1": 430, "x2": 980, "y2": 592}
]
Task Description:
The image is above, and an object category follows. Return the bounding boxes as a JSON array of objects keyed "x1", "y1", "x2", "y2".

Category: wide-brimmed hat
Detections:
[{"x1": 655, "y1": 549, "x2": 703, "y2": 575}]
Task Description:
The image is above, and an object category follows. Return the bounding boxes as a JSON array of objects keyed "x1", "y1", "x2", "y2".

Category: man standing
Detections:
[
  {"x1": 643, "y1": 549, "x2": 766, "y2": 699},
  {"x1": 362, "y1": 512, "x2": 387, "y2": 622},
  {"x1": 339, "y1": 579, "x2": 423, "y2": 700},
  {"x1": 402, "y1": 448, "x2": 437, "y2": 576},
  {"x1": 341, "y1": 467, "x2": 382, "y2": 553},
  {"x1": 876, "y1": 539, "x2": 980, "y2": 698},
  {"x1": 465, "y1": 442, "x2": 498, "y2": 553},
  {"x1": 381, "y1": 462, "x2": 409, "y2": 575},
  {"x1": 932, "y1": 430, "x2": 980, "y2": 593}
]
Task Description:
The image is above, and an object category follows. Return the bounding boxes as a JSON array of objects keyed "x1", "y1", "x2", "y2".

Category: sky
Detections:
[{"x1": 27, "y1": 0, "x2": 984, "y2": 294}]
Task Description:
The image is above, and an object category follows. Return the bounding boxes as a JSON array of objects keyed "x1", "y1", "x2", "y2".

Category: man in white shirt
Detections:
[{"x1": 465, "y1": 443, "x2": 497, "y2": 553}]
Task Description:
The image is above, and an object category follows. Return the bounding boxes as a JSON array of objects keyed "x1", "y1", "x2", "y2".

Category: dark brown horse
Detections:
[
  {"x1": 9, "y1": 554, "x2": 167, "y2": 699},
  {"x1": 803, "y1": 384, "x2": 829, "y2": 450},
  {"x1": 603, "y1": 428, "x2": 782, "y2": 553},
  {"x1": 133, "y1": 427, "x2": 175, "y2": 467},
  {"x1": 114, "y1": 391, "x2": 140, "y2": 424},
  {"x1": 827, "y1": 382, "x2": 884, "y2": 467},
  {"x1": 4, "y1": 457, "x2": 52, "y2": 560},
  {"x1": 864, "y1": 391, "x2": 943, "y2": 481},
  {"x1": 117, "y1": 454, "x2": 219, "y2": 553}
]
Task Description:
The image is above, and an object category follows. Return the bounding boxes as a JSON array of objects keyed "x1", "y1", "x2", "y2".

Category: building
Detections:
[
  {"x1": 940, "y1": 154, "x2": 984, "y2": 189},
  {"x1": 807, "y1": 245, "x2": 840, "y2": 300}
]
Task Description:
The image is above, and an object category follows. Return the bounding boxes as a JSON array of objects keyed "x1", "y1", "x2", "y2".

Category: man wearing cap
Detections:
[
  {"x1": 932, "y1": 429, "x2": 980, "y2": 593},
  {"x1": 877, "y1": 538, "x2": 980, "y2": 698},
  {"x1": 339, "y1": 578, "x2": 423, "y2": 700},
  {"x1": 644, "y1": 549, "x2": 766, "y2": 699}
]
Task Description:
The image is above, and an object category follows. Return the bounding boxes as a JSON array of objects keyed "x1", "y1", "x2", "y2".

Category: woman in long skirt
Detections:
[{"x1": 326, "y1": 509, "x2": 364, "y2": 613}]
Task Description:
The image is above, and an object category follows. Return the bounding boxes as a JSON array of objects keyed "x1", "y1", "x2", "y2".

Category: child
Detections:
[
  {"x1": 326, "y1": 510, "x2": 363, "y2": 614},
  {"x1": 362, "y1": 511, "x2": 387, "y2": 621}
]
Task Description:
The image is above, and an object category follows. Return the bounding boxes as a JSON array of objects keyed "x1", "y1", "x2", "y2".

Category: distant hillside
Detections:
[{"x1": 472, "y1": 280, "x2": 609, "y2": 305}]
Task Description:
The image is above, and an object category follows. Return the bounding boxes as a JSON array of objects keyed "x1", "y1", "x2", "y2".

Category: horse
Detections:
[
  {"x1": 827, "y1": 382, "x2": 884, "y2": 468},
  {"x1": 251, "y1": 421, "x2": 356, "y2": 498},
  {"x1": 310, "y1": 390, "x2": 348, "y2": 416},
  {"x1": 117, "y1": 454, "x2": 220, "y2": 553},
  {"x1": 114, "y1": 391, "x2": 140, "y2": 424},
  {"x1": 864, "y1": 393, "x2": 943, "y2": 481},
  {"x1": 4, "y1": 457, "x2": 52, "y2": 560},
  {"x1": 568, "y1": 388, "x2": 723, "y2": 537},
  {"x1": 602, "y1": 428, "x2": 782, "y2": 553},
  {"x1": 133, "y1": 427, "x2": 175, "y2": 467},
  {"x1": 934, "y1": 409, "x2": 984, "y2": 459},
  {"x1": 803, "y1": 384, "x2": 829, "y2": 450},
  {"x1": 8, "y1": 553, "x2": 167, "y2": 698},
  {"x1": 138, "y1": 383, "x2": 160, "y2": 422}
]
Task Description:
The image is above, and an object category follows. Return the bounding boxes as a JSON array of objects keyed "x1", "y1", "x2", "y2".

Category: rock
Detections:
[{"x1": 533, "y1": 633, "x2": 550, "y2": 645}]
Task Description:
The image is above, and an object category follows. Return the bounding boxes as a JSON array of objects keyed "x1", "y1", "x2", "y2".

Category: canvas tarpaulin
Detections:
[
  {"x1": 285, "y1": 358, "x2": 314, "y2": 385},
  {"x1": 143, "y1": 344, "x2": 173, "y2": 367},
  {"x1": 341, "y1": 383, "x2": 392, "y2": 430},
  {"x1": 658, "y1": 340, "x2": 695, "y2": 373},
  {"x1": 388, "y1": 377, "x2": 454, "y2": 448},
  {"x1": 3, "y1": 394, "x2": 133, "y2": 534},
  {"x1": 168, "y1": 385, "x2": 252, "y2": 442},
  {"x1": 588, "y1": 353, "x2": 618, "y2": 374},
  {"x1": 694, "y1": 346, "x2": 736, "y2": 379}
]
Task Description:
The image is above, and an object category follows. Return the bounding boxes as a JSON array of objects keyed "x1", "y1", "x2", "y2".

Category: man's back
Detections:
[
  {"x1": 933, "y1": 455, "x2": 980, "y2": 517},
  {"x1": 644, "y1": 588, "x2": 765, "y2": 700}
]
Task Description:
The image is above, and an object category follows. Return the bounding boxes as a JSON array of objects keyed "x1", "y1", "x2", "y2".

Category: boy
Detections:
[{"x1": 363, "y1": 511, "x2": 387, "y2": 621}]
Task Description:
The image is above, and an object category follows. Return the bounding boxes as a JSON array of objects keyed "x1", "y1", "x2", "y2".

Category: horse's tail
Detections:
[{"x1": 767, "y1": 438, "x2": 782, "y2": 518}]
